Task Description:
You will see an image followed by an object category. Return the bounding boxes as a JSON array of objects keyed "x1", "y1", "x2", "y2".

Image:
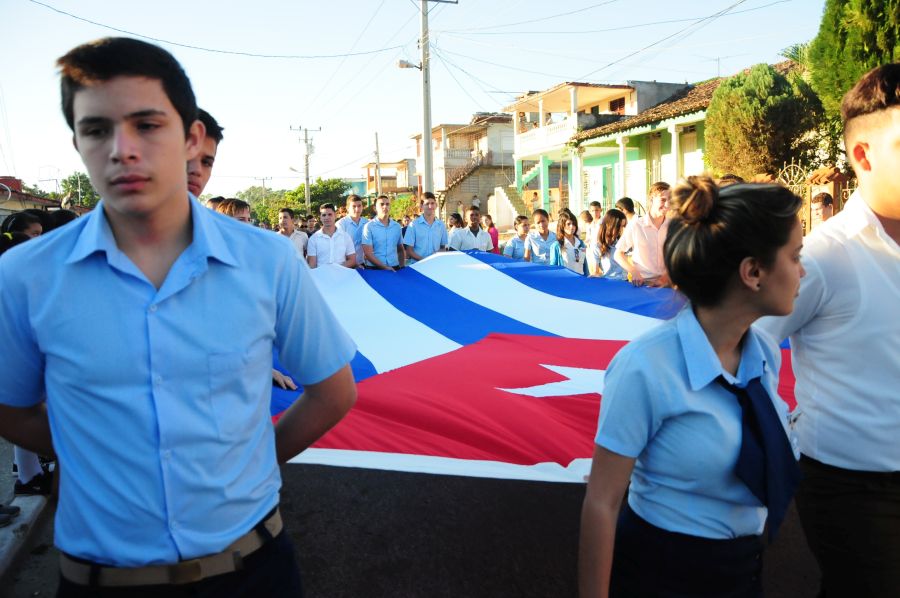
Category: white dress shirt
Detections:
[
  {"x1": 308, "y1": 228, "x2": 354, "y2": 266},
  {"x1": 758, "y1": 192, "x2": 900, "y2": 472},
  {"x1": 449, "y1": 227, "x2": 493, "y2": 252}
]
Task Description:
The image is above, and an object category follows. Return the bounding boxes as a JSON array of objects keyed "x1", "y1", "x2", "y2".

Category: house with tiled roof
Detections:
[
  {"x1": 567, "y1": 60, "x2": 799, "y2": 213},
  {"x1": 495, "y1": 80, "x2": 689, "y2": 219},
  {"x1": 411, "y1": 112, "x2": 515, "y2": 215},
  {"x1": 570, "y1": 77, "x2": 722, "y2": 213},
  {"x1": 0, "y1": 176, "x2": 63, "y2": 219}
]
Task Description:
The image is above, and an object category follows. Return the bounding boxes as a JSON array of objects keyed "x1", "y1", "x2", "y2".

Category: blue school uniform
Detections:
[
  {"x1": 526, "y1": 231, "x2": 557, "y2": 265},
  {"x1": 502, "y1": 236, "x2": 527, "y2": 260}
]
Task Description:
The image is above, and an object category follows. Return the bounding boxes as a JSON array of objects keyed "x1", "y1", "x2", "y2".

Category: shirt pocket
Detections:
[{"x1": 208, "y1": 342, "x2": 271, "y2": 441}]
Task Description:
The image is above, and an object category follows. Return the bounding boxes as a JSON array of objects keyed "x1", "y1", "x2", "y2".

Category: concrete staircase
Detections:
[
  {"x1": 521, "y1": 161, "x2": 541, "y2": 187},
  {"x1": 491, "y1": 185, "x2": 531, "y2": 229}
]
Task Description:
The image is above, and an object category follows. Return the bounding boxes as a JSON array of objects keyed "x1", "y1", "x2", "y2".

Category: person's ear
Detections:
[
  {"x1": 851, "y1": 140, "x2": 872, "y2": 172},
  {"x1": 738, "y1": 256, "x2": 762, "y2": 292},
  {"x1": 71, "y1": 135, "x2": 78, "y2": 151},
  {"x1": 184, "y1": 119, "x2": 206, "y2": 161}
]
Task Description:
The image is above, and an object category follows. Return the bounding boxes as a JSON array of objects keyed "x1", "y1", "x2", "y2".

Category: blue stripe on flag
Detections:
[
  {"x1": 271, "y1": 350, "x2": 378, "y2": 416},
  {"x1": 465, "y1": 251, "x2": 685, "y2": 319},
  {"x1": 360, "y1": 267, "x2": 555, "y2": 345}
]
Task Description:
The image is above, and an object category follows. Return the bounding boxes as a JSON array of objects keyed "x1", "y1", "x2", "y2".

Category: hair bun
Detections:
[{"x1": 672, "y1": 175, "x2": 717, "y2": 225}]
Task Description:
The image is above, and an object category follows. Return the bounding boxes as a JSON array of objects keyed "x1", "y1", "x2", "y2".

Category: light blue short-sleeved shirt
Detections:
[
  {"x1": 526, "y1": 231, "x2": 557, "y2": 265},
  {"x1": 503, "y1": 236, "x2": 527, "y2": 260},
  {"x1": 0, "y1": 198, "x2": 356, "y2": 566},
  {"x1": 595, "y1": 306, "x2": 792, "y2": 539},
  {"x1": 600, "y1": 240, "x2": 628, "y2": 280},
  {"x1": 403, "y1": 215, "x2": 448, "y2": 264},
  {"x1": 336, "y1": 215, "x2": 369, "y2": 265},
  {"x1": 361, "y1": 217, "x2": 402, "y2": 267}
]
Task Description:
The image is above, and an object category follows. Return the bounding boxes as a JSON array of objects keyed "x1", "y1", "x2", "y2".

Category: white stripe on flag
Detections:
[
  {"x1": 412, "y1": 252, "x2": 660, "y2": 340},
  {"x1": 290, "y1": 448, "x2": 592, "y2": 483},
  {"x1": 310, "y1": 264, "x2": 461, "y2": 373}
]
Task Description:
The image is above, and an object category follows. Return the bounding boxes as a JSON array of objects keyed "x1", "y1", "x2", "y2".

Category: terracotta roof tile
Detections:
[
  {"x1": 574, "y1": 60, "x2": 798, "y2": 143},
  {"x1": 574, "y1": 78, "x2": 721, "y2": 142}
]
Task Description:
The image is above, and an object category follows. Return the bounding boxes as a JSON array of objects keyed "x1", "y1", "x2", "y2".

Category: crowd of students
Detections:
[
  {"x1": 0, "y1": 34, "x2": 897, "y2": 598},
  {"x1": 197, "y1": 184, "x2": 667, "y2": 285}
]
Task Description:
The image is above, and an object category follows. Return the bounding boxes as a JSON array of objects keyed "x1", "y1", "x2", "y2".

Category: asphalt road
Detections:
[{"x1": 4, "y1": 462, "x2": 820, "y2": 598}]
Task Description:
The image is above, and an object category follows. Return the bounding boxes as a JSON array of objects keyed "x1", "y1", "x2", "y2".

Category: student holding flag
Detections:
[{"x1": 579, "y1": 176, "x2": 804, "y2": 597}]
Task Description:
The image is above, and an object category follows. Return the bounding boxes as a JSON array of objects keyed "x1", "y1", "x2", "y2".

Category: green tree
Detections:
[
  {"x1": 283, "y1": 178, "x2": 351, "y2": 214},
  {"x1": 704, "y1": 63, "x2": 823, "y2": 179},
  {"x1": 808, "y1": 0, "x2": 900, "y2": 116},
  {"x1": 60, "y1": 171, "x2": 101, "y2": 208},
  {"x1": 21, "y1": 182, "x2": 58, "y2": 199},
  {"x1": 236, "y1": 186, "x2": 292, "y2": 227},
  {"x1": 389, "y1": 194, "x2": 418, "y2": 220}
]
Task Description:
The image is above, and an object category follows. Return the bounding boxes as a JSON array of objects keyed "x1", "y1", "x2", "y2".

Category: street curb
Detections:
[{"x1": 0, "y1": 495, "x2": 51, "y2": 592}]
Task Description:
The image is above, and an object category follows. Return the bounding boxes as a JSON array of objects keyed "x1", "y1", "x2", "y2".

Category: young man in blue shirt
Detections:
[
  {"x1": 0, "y1": 37, "x2": 357, "y2": 596},
  {"x1": 404, "y1": 191, "x2": 448, "y2": 264},
  {"x1": 362, "y1": 195, "x2": 405, "y2": 270}
]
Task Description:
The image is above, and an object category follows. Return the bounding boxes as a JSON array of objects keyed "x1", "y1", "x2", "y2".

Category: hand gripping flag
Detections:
[{"x1": 272, "y1": 251, "x2": 796, "y2": 483}]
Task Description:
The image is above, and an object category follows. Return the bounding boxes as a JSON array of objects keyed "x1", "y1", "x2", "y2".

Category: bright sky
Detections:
[{"x1": 1, "y1": 0, "x2": 825, "y2": 197}]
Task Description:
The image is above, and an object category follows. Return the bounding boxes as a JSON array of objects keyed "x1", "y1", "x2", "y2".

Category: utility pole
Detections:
[
  {"x1": 420, "y1": 0, "x2": 433, "y2": 195},
  {"x1": 290, "y1": 125, "x2": 321, "y2": 214},
  {"x1": 254, "y1": 177, "x2": 272, "y2": 190},
  {"x1": 374, "y1": 132, "x2": 383, "y2": 197}
]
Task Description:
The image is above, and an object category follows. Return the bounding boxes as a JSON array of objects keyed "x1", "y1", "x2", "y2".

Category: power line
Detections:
[
  {"x1": 312, "y1": 8, "x2": 421, "y2": 123},
  {"x1": 28, "y1": 0, "x2": 406, "y2": 59},
  {"x1": 301, "y1": 0, "x2": 388, "y2": 114},
  {"x1": 436, "y1": 0, "x2": 792, "y2": 35},
  {"x1": 431, "y1": 49, "x2": 486, "y2": 108},
  {"x1": 0, "y1": 83, "x2": 16, "y2": 175},
  {"x1": 431, "y1": 45, "x2": 513, "y2": 105},
  {"x1": 436, "y1": 47, "x2": 584, "y2": 80},
  {"x1": 577, "y1": 0, "x2": 751, "y2": 80},
  {"x1": 446, "y1": 0, "x2": 622, "y2": 32}
]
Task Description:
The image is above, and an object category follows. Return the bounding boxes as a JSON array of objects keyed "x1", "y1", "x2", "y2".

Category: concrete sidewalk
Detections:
[{"x1": 0, "y1": 440, "x2": 53, "y2": 593}]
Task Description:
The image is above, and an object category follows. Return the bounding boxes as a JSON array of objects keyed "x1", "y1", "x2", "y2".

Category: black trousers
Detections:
[
  {"x1": 796, "y1": 455, "x2": 900, "y2": 598},
  {"x1": 56, "y1": 531, "x2": 303, "y2": 598},
  {"x1": 610, "y1": 504, "x2": 763, "y2": 598}
]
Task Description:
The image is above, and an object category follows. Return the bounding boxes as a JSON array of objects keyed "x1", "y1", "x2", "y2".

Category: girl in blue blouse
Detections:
[
  {"x1": 596, "y1": 208, "x2": 628, "y2": 281},
  {"x1": 579, "y1": 176, "x2": 805, "y2": 597},
  {"x1": 502, "y1": 215, "x2": 530, "y2": 260},
  {"x1": 550, "y1": 211, "x2": 587, "y2": 274}
]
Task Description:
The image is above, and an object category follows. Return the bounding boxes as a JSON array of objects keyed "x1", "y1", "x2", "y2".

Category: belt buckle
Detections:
[{"x1": 168, "y1": 558, "x2": 203, "y2": 585}]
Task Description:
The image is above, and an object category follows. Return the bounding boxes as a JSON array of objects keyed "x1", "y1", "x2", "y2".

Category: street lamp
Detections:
[{"x1": 398, "y1": 0, "x2": 433, "y2": 196}]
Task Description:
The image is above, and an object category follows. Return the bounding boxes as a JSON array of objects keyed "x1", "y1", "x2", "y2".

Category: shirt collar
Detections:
[
  {"x1": 676, "y1": 306, "x2": 768, "y2": 390},
  {"x1": 65, "y1": 196, "x2": 238, "y2": 268},
  {"x1": 840, "y1": 190, "x2": 887, "y2": 239}
]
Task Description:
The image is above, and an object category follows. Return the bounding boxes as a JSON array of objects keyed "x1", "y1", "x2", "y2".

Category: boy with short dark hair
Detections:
[
  {"x1": 0, "y1": 37, "x2": 357, "y2": 596},
  {"x1": 760, "y1": 63, "x2": 900, "y2": 596},
  {"x1": 188, "y1": 108, "x2": 224, "y2": 198}
]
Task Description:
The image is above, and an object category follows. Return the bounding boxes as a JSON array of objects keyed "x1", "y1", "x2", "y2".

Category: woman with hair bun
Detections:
[{"x1": 580, "y1": 176, "x2": 805, "y2": 597}]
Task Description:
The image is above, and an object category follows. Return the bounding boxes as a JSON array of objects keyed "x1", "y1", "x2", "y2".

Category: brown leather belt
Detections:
[{"x1": 59, "y1": 508, "x2": 283, "y2": 587}]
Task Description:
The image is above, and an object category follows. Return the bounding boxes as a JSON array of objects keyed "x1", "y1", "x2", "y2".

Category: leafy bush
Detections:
[{"x1": 704, "y1": 64, "x2": 822, "y2": 178}]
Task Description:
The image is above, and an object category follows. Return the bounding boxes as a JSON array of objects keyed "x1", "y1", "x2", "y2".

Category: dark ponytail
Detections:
[{"x1": 665, "y1": 176, "x2": 801, "y2": 306}]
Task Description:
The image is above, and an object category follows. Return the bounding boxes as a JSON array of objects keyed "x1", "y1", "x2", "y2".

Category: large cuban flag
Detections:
[{"x1": 271, "y1": 251, "x2": 796, "y2": 483}]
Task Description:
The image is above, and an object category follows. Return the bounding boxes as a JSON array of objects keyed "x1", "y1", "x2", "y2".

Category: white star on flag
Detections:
[{"x1": 498, "y1": 365, "x2": 606, "y2": 398}]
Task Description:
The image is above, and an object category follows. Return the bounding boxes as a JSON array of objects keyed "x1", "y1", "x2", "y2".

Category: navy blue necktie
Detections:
[{"x1": 717, "y1": 376, "x2": 801, "y2": 540}]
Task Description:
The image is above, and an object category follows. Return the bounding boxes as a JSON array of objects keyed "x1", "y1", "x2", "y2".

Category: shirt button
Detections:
[
  {"x1": 153, "y1": 375, "x2": 163, "y2": 386},
  {"x1": 149, "y1": 304, "x2": 158, "y2": 313}
]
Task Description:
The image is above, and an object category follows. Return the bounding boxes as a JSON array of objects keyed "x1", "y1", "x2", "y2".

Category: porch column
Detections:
[
  {"x1": 617, "y1": 136, "x2": 629, "y2": 198},
  {"x1": 515, "y1": 159, "x2": 523, "y2": 193},
  {"x1": 539, "y1": 155, "x2": 551, "y2": 211},
  {"x1": 569, "y1": 87, "x2": 578, "y2": 118},
  {"x1": 668, "y1": 123, "x2": 682, "y2": 184},
  {"x1": 569, "y1": 149, "x2": 584, "y2": 213},
  {"x1": 539, "y1": 99, "x2": 546, "y2": 127}
]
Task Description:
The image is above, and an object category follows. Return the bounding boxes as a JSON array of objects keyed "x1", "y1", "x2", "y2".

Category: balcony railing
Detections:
[{"x1": 514, "y1": 117, "x2": 578, "y2": 157}]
